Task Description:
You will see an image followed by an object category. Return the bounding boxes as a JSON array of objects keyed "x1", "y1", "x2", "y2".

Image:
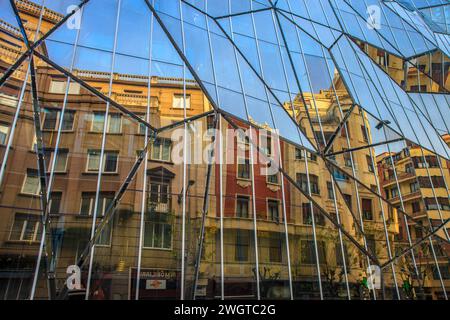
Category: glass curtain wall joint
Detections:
[{"x1": 0, "y1": 0, "x2": 448, "y2": 300}]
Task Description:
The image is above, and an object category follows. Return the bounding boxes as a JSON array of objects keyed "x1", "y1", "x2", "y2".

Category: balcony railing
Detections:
[{"x1": 148, "y1": 201, "x2": 170, "y2": 213}]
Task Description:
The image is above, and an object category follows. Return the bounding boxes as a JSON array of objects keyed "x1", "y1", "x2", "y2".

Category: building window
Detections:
[
  {"x1": 0, "y1": 123, "x2": 10, "y2": 144},
  {"x1": 235, "y1": 230, "x2": 249, "y2": 262},
  {"x1": 144, "y1": 219, "x2": 172, "y2": 249},
  {"x1": 268, "y1": 199, "x2": 279, "y2": 222},
  {"x1": 425, "y1": 198, "x2": 450, "y2": 211},
  {"x1": 260, "y1": 135, "x2": 273, "y2": 156},
  {"x1": 21, "y1": 169, "x2": 40, "y2": 195},
  {"x1": 87, "y1": 150, "x2": 119, "y2": 173},
  {"x1": 80, "y1": 192, "x2": 114, "y2": 217},
  {"x1": 405, "y1": 163, "x2": 414, "y2": 175},
  {"x1": 412, "y1": 156, "x2": 439, "y2": 169},
  {"x1": 336, "y1": 244, "x2": 349, "y2": 266},
  {"x1": 236, "y1": 196, "x2": 249, "y2": 218},
  {"x1": 432, "y1": 265, "x2": 450, "y2": 280},
  {"x1": 410, "y1": 181, "x2": 420, "y2": 193},
  {"x1": 42, "y1": 109, "x2": 75, "y2": 131},
  {"x1": 49, "y1": 192, "x2": 62, "y2": 215},
  {"x1": 91, "y1": 113, "x2": 122, "y2": 133},
  {"x1": 9, "y1": 213, "x2": 41, "y2": 242},
  {"x1": 391, "y1": 187, "x2": 399, "y2": 199},
  {"x1": 269, "y1": 233, "x2": 282, "y2": 263},
  {"x1": 415, "y1": 226, "x2": 423, "y2": 239},
  {"x1": 327, "y1": 182, "x2": 335, "y2": 200},
  {"x1": 44, "y1": 149, "x2": 69, "y2": 173},
  {"x1": 301, "y1": 240, "x2": 326, "y2": 264},
  {"x1": 237, "y1": 158, "x2": 251, "y2": 179},
  {"x1": 411, "y1": 201, "x2": 421, "y2": 213},
  {"x1": 97, "y1": 219, "x2": 113, "y2": 246},
  {"x1": 151, "y1": 138, "x2": 171, "y2": 162},
  {"x1": 366, "y1": 234, "x2": 376, "y2": 254},
  {"x1": 267, "y1": 172, "x2": 279, "y2": 184},
  {"x1": 362, "y1": 198, "x2": 373, "y2": 221},
  {"x1": 343, "y1": 149, "x2": 352, "y2": 167},
  {"x1": 366, "y1": 155, "x2": 374, "y2": 173},
  {"x1": 361, "y1": 125, "x2": 369, "y2": 143},
  {"x1": 295, "y1": 148, "x2": 302, "y2": 160},
  {"x1": 144, "y1": 213, "x2": 172, "y2": 249},
  {"x1": 333, "y1": 168, "x2": 349, "y2": 181},
  {"x1": 296, "y1": 173, "x2": 320, "y2": 194},
  {"x1": 49, "y1": 80, "x2": 80, "y2": 94},
  {"x1": 137, "y1": 114, "x2": 148, "y2": 135},
  {"x1": 343, "y1": 194, "x2": 352, "y2": 209},
  {"x1": 295, "y1": 149, "x2": 317, "y2": 161},
  {"x1": 302, "y1": 203, "x2": 325, "y2": 226},
  {"x1": 173, "y1": 94, "x2": 191, "y2": 109},
  {"x1": 148, "y1": 182, "x2": 170, "y2": 213}
]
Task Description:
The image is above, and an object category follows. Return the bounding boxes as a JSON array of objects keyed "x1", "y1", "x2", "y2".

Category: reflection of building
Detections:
[
  {"x1": 0, "y1": 0, "x2": 448, "y2": 301},
  {"x1": 377, "y1": 141, "x2": 450, "y2": 300},
  {"x1": 356, "y1": 41, "x2": 450, "y2": 93}
]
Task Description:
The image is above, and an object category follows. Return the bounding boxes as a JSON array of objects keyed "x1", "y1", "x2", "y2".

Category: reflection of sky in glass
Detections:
[{"x1": 3, "y1": 0, "x2": 447, "y2": 156}]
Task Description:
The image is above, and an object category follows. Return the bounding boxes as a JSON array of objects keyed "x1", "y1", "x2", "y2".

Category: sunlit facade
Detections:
[{"x1": 0, "y1": 0, "x2": 449, "y2": 300}]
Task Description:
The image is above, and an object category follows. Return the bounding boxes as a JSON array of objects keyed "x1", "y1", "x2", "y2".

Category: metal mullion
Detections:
[
  {"x1": 268, "y1": 8, "x2": 297, "y2": 300},
  {"x1": 85, "y1": 0, "x2": 122, "y2": 300},
  {"x1": 228, "y1": 0, "x2": 261, "y2": 299},
  {"x1": 136, "y1": 4, "x2": 155, "y2": 300},
  {"x1": 179, "y1": 0, "x2": 188, "y2": 300},
  {"x1": 218, "y1": 116, "x2": 224, "y2": 300},
  {"x1": 203, "y1": 0, "x2": 224, "y2": 300}
]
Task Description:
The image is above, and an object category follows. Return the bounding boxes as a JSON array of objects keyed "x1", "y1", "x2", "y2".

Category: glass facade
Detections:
[{"x1": 0, "y1": 0, "x2": 448, "y2": 300}]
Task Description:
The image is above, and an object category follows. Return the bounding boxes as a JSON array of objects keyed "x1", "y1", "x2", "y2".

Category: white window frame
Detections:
[
  {"x1": 237, "y1": 156, "x2": 251, "y2": 180},
  {"x1": 21, "y1": 171, "x2": 41, "y2": 195},
  {"x1": 9, "y1": 214, "x2": 40, "y2": 242},
  {"x1": 151, "y1": 138, "x2": 172, "y2": 162},
  {"x1": 46, "y1": 149, "x2": 69, "y2": 173},
  {"x1": 91, "y1": 113, "x2": 122, "y2": 134},
  {"x1": 172, "y1": 93, "x2": 191, "y2": 109},
  {"x1": 79, "y1": 194, "x2": 113, "y2": 217},
  {"x1": 86, "y1": 150, "x2": 119, "y2": 173},
  {"x1": 0, "y1": 123, "x2": 10, "y2": 145},
  {"x1": 49, "y1": 80, "x2": 80, "y2": 95},
  {"x1": 143, "y1": 221, "x2": 173, "y2": 250}
]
